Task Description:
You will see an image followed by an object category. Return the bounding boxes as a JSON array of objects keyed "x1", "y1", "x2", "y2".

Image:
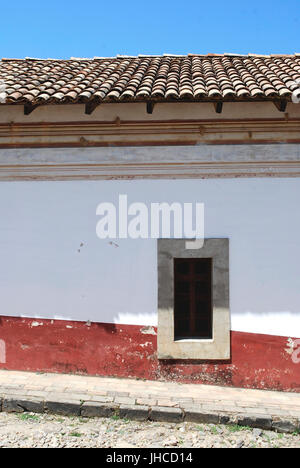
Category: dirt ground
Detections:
[{"x1": 0, "y1": 412, "x2": 299, "y2": 448}]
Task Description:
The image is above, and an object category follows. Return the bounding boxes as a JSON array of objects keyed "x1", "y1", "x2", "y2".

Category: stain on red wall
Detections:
[{"x1": 0, "y1": 316, "x2": 299, "y2": 392}]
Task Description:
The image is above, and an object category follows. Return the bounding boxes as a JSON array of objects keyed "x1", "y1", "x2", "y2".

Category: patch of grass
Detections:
[
  {"x1": 55, "y1": 418, "x2": 65, "y2": 423},
  {"x1": 227, "y1": 424, "x2": 251, "y2": 433},
  {"x1": 78, "y1": 417, "x2": 87, "y2": 424},
  {"x1": 65, "y1": 416, "x2": 79, "y2": 421},
  {"x1": 292, "y1": 429, "x2": 300, "y2": 436},
  {"x1": 110, "y1": 413, "x2": 130, "y2": 424},
  {"x1": 195, "y1": 425, "x2": 206, "y2": 432},
  {"x1": 18, "y1": 413, "x2": 40, "y2": 421},
  {"x1": 110, "y1": 412, "x2": 121, "y2": 421},
  {"x1": 210, "y1": 426, "x2": 219, "y2": 435},
  {"x1": 69, "y1": 432, "x2": 82, "y2": 438}
]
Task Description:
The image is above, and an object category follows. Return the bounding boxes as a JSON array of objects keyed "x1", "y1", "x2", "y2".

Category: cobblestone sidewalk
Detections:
[{"x1": 0, "y1": 370, "x2": 300, "y2": 434}]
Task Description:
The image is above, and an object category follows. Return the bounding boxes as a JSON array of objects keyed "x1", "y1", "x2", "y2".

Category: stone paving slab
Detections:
[{"x1": 0, "y1": 370, "x2": 299, "y2": 433}]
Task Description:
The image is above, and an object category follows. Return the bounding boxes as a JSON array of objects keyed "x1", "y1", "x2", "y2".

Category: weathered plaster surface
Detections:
[
  {"x1": 0, "y1": 144, "x2": 299, "y2": 180},
  {"x1": 0, "y1": 317, "x2": 299, "y2": 392}
]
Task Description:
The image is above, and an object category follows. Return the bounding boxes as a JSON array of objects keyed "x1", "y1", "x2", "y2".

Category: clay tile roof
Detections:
[{"x1": 0, "y1": 54, "x2": 299, "y2": 105}]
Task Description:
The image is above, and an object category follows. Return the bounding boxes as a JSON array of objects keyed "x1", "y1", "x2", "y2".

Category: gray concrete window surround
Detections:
[{"x1": 157, "y1": 238, "x2": 230, "y2": 360}]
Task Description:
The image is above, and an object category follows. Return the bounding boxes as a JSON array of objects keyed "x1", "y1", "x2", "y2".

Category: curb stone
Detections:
[
  {"x1": 272, "y1": 419, "x2": 299, "y2": 434},
  {"x1": 237, "y1": 414, "x2": 272, "y2": 430},
  {"x1": 0, "y1": 393, "x2": 298, "y2": 434},
  {"x1": 150, "y1": 406, "x2": 183, "y2": 423},
  {"x1": 45, "y1": 399, "x2": 82, "y2": 416},
  {"x1": 119, "y1": 404, "x2": 149, "y2": 421},
  {"x1": 3, "y1": 397, "x2": 44, "y2": 414},
  {"x1": 81, "y1": 402, "x2": 119, "y2": 418},
  {"x1": 219, "y1": 414, "x2": 231, "y2": 425},
  {"x1": 184, "y1": 408, "x2": 220, "y2": 424}
]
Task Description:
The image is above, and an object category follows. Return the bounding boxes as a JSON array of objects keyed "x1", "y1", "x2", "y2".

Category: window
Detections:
[
  {"x1": 157, "y1": 238, "x2": 230, "y2": 360},
  {"x1": 174, "y1": 258, "x2": 213, "y2": 340}
]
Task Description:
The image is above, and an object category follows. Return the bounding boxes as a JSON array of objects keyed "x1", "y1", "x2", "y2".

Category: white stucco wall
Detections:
[{"x1": 0, "y1": 177, "x2": 299, "y2": 338}]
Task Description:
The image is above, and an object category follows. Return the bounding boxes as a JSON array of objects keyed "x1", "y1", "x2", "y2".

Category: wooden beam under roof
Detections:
[
  {"x1": 214, "y1": 102, "x2": 223, "y2": 114},
  {"x1": 273, "y1": 100, "x2": 287, "y2": 112},
  {"x1": 146, "y1": 102, "x2": 155, "y2": 114},
  {"x1": 24, "y1": 103, "x2": 39, "y2": 115},
  {"x1": 85, "y1": 100, "x2": 100, "y2": 115}
]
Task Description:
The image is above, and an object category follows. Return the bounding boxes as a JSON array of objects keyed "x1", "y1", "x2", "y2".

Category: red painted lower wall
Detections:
[{"x1": 0, "y1": 316, "x2": 299, "y2": 392}]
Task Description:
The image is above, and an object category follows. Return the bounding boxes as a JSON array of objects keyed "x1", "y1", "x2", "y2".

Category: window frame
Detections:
[{"x1": 157, "y1": 238, "x2": 230, "y2": 360}]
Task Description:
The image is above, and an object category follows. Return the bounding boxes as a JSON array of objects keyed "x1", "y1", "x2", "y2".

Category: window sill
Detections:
[{"x1": 174, "y1": 338, "x2": 214, "y2": 343}]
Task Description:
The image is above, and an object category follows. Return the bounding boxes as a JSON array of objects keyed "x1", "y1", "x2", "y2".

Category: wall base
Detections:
[{"x1": 0, "y1": 316, "x2": 299, "y2": 392}]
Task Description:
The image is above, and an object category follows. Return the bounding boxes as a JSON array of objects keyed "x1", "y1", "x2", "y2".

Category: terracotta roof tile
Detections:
[{"x1": 0, "y1": 54, "x2": 299, "y2": 105}]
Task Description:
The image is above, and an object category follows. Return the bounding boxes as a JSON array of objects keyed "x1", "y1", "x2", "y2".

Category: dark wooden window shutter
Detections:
[{"x1": 174, "y1": 258, "x2": 213, "y2": 340}]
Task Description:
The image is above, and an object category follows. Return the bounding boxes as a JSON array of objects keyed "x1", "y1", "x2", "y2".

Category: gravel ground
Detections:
[{"x1": 0, "y1": 412, "x2": 299, "y2": 448}]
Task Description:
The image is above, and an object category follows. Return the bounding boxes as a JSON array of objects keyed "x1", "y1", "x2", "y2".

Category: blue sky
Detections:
[{"x1": 1, "y1": 0, "x2": 299, "y2": 59}]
